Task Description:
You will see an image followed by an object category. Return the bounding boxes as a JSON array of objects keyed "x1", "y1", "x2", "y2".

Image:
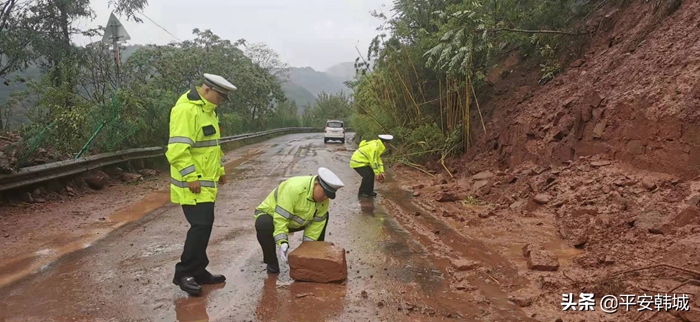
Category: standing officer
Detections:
[
  {"x1": 254, "y1": 167, "x2": 345, "y2": 273},
  {"x1": 349, "y1": 134, "x2": 393, "y2": 198},
  {"x1": 166, "y1": 73, "x2": 237, "y2": 296}
]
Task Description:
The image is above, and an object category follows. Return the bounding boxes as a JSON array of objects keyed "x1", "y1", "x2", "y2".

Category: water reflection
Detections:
[
  {"x1": 254, "y1": 275, "x2": 348, "y2": 322},
  {"x1": 175, "y1": 283, "x2": 226, "y2": 322}
]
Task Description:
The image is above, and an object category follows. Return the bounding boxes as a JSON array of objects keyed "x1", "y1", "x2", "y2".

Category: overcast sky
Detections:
[{"x1": 73, "y1": 0, "x2": 394, "y2": 71}]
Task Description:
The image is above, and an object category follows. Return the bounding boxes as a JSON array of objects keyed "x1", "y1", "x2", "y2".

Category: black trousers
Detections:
[
  {"x1": 354, "y1": 166, "x2": 375, "y2": 195},
  {"x1": 254, "y1": 213, "x2": 328, "y2": 267},
  {"x1": 174, "y1": 202, "x2": 215, "y2": 280}
]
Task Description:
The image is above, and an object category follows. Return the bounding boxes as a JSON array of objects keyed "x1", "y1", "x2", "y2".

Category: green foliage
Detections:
[
  {"x1": 350, "y1": 0, "x2": 594, "y2": 166},
  {"x1": 302, "y1": 92, "x2": 353, "y2": 127},
  {"x1": 3, "y1": 26, "x2": 300, "y2": 165}
]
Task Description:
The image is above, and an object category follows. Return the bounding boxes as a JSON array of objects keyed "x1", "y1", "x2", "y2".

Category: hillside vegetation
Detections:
[{"x1": 0, "y1": 0, "x2": 354, "y2": 170}]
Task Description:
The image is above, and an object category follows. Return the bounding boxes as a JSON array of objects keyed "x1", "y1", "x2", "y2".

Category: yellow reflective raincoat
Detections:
[
  {"x1": 254, "y1": 175, "x2": 329, "y2": 245},
  {"x1": 165, "y1": 86, "x2": 226, "y2": 205},
  {"x1": 349, "y1": 139, "x2": 385, "y2": 175}
]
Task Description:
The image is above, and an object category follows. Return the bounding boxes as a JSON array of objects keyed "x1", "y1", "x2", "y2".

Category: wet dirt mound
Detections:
[{"x1": 465, "y1": 0, "x2": 700, "y2": 179}]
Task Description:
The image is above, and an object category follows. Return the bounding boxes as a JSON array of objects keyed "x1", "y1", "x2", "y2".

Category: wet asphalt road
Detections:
[{"x1": 0, "y1": 133, "x2": 534, "y2": 322}]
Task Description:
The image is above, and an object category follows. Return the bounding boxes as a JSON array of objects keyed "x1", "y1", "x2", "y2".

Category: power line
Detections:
[{"x1": 138, "y1": 12, "x2": 181, "y2": 42}]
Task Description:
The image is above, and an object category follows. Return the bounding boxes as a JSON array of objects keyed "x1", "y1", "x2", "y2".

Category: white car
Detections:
[{"x1": 323, "y1": 120, "x2": 345, "y2": 144}]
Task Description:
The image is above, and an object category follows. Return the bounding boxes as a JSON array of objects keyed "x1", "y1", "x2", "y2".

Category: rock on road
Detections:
[{"x1": 0, "y1": 133, "x2": 536, "y2": 321}]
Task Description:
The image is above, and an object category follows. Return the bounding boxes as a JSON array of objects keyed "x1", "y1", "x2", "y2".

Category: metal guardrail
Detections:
[{"x1": 0, "y1": 127, "x2": 318, "y2": 192}]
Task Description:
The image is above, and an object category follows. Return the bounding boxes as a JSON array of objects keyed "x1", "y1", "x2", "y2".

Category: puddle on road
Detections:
[
  {"x1": 0, "y1": 147, "x2": 265, "y2": 290},
  {"x1": 175, "y1": 283, "x2": 226, "y2": 322}
]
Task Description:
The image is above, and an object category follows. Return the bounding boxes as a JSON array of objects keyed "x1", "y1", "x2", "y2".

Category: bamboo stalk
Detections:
[
  {"x1": 395, "y1": 62, "x2": 420, "y2": 118},
  {"x1": 439, "y1": 78, "x2": 444, "y2": 133},
  {"x1": 401, "y1": 44, "x2": 426, "y2": 103},
  {"x1": 468, "y1": 74, "x2": 487, "y2": 137}
]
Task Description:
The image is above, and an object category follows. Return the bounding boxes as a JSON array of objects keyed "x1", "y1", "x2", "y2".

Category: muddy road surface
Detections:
[{"x1": 0, "y1": 133, "x2": 538, "y2": 321}]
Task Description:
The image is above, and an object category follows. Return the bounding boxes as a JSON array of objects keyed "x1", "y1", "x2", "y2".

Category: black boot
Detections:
[
  {"x1": 195, "y1": 272, "x2": 226, "y2": 285},
  {"x1": 173, "y1": 276, "x2": 203, "y2": 296},
  {"x1": 267, "y1": 264, "x2": 280, "y2": 274}
]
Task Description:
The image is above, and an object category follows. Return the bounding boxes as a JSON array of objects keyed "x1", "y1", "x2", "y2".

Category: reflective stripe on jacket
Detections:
[
  {"x1": 254, "y1": 175, "x2": 329, "y2": 245},
  {"x1": 349, "y1": 139, "x2": 385, "y2": 175},
  {"x1": 165, "y1": 86, "x2": 226, "y2": 205}
]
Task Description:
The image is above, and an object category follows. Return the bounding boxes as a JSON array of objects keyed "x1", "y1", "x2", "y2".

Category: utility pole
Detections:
[{"x1": 102, "y1": 12, "x2": 130, "y2": 89}]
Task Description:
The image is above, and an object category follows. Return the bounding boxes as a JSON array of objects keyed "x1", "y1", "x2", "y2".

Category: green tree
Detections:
[
  {"x1": 302, "y1": 92, "x2": 352, "y2": 127},
  {"x1": 351, "y1": 0, "x2": 592, "y2": 163}
]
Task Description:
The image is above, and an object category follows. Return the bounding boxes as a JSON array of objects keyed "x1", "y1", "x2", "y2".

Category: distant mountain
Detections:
[
  {"x1": 279, "y1": 65, "x2": 355, "y2": 115},
  {"x1": 325, "y1": 62, "x2": 357, "y2": 84},
  {"x1": 1, "y1": 44, "x2": 356, "y2": 122},
  {"x1": 286, "y1": 67, "x2": 349, "y2": 98},
  {"x1": 280, "y1": 82, "x2": 317, "y2": 114}
]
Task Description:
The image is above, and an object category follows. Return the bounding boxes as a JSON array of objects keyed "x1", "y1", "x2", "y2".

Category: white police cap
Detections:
[
  {"x1": 317, "y1": 167, "x2": 344, "y2": 199},
  {"x1": 203, "y1": 73, "x2": 237, "y2": 99},
  {"x1": 378, "y1": 134, "x2": 393, "y2": 141}
]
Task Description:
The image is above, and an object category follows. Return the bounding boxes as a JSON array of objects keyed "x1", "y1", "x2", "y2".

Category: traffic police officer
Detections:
[
  {"x1": 350, "y1": 134, "x2": 393, "y2": 197},
  {"x1": 254, "y1": 167, "x2": 345, "y2": 273},
  {"x1": 166, "y1": 73, "x2": 237, "y2": 296}
]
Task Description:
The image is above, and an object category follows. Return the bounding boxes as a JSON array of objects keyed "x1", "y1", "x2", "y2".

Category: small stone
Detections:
[
  {"x1": 121, "y1": 173, "x2": 143, "y2": 183},
  {"x1": 35, "y1": 198, "x2": 46, "y2": 203},
  {"x1": 570, "y1": 59, "x2": 584, "y2": 68},
  {"x1": 522, "y1": 244, "x2": 545, "y2": 258},
  {"x1": 478, "y1": 211, "x2": 493, "y2": 219},
  {"x1": 534, "y1": 194, "x2": 553, "y2": 204},
  {"x1": 441, "y1": 211, "x2": 454, "y2": 218},
  {"x1": 65, "y1": 186, "x2": 74, "y2": 193},
  {"x1": 138, "y1": 169, "x2": 159, "y2": 178},
  {"x1": 435, "y1": 192, "x2": 459, "y2": 202},
  {"x1": 591, "y1": 160, "x2": 612, "y2": 167},
  {"x1": 686, "y1": 195, "x2": 700, "y2": 207},
  {"x1": 671, "y1": 206, "x2": 700, "y2": 227},
  {"x1": 22, "y1": 192, "x2": 34, "y2": 203},
  {"x1": 4, "y1": 233, "x2": 9, "y2": 238},
  {"x1": 527, "y1": 249, "x2": 560, "y2": 271},
  {"x1": 454, "y1": 280, "x2": 477, "y2": 291},
  {"x1": 412, "y1": 191, "x2": 421, "y2": 197},
  {"x1": 509, "y1": 288, "x2": 539, "y2": 307},
  {"x1": 604, "y1": 255, "x2": 615, "y2": 265},
  {"x1": 452, "y1": 259, "x2": 480, "y2": 271},
  {"x1": 295, "y1": 293, "x2": 313, "y2": 298},
  {"x1": 361, "y1": 290, "x2": 368, "y2": 298},
  {"x1": 472, "y1": 171, "x2": 495, "y2": 181},
  {"x1": 85, "y1": 170, "x2": 109, "y2": 190},
  {"x1": 642, "y1": 178, "x2": 657, "y2": 191}
]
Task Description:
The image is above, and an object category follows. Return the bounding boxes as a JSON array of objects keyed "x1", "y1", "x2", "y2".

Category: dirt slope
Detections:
[
  {"x1": 405, "y1": 1, "x2": 700, "y2": 321},
  {"x1": 470, "y1": 0, "x2": 700, "y2": 178}
]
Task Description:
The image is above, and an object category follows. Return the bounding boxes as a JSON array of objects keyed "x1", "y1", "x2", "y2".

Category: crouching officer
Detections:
[
  {"x1": 166, "y1": 73, "x2": 237, "y2": 296},
  {"x1": 254, "y1": 167, "x2": 345, "y2": 273},
  {"x1": 350, "y1": 134, "x2": 393, "y2": 198}
]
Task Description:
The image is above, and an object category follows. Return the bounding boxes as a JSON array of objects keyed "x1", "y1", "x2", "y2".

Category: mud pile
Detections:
[{"x1": 467, "y1": 0, "x2": 700, "y2": 179}]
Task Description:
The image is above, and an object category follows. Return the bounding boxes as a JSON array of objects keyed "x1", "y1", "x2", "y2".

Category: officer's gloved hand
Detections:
[{"x1": 279, "y1": 242, "x2": 289, "y2": 263}]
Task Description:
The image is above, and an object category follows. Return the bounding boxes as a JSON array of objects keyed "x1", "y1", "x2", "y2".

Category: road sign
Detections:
[{"x1": 102, "y1": 12, "x2": 130, "y2": 42}]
